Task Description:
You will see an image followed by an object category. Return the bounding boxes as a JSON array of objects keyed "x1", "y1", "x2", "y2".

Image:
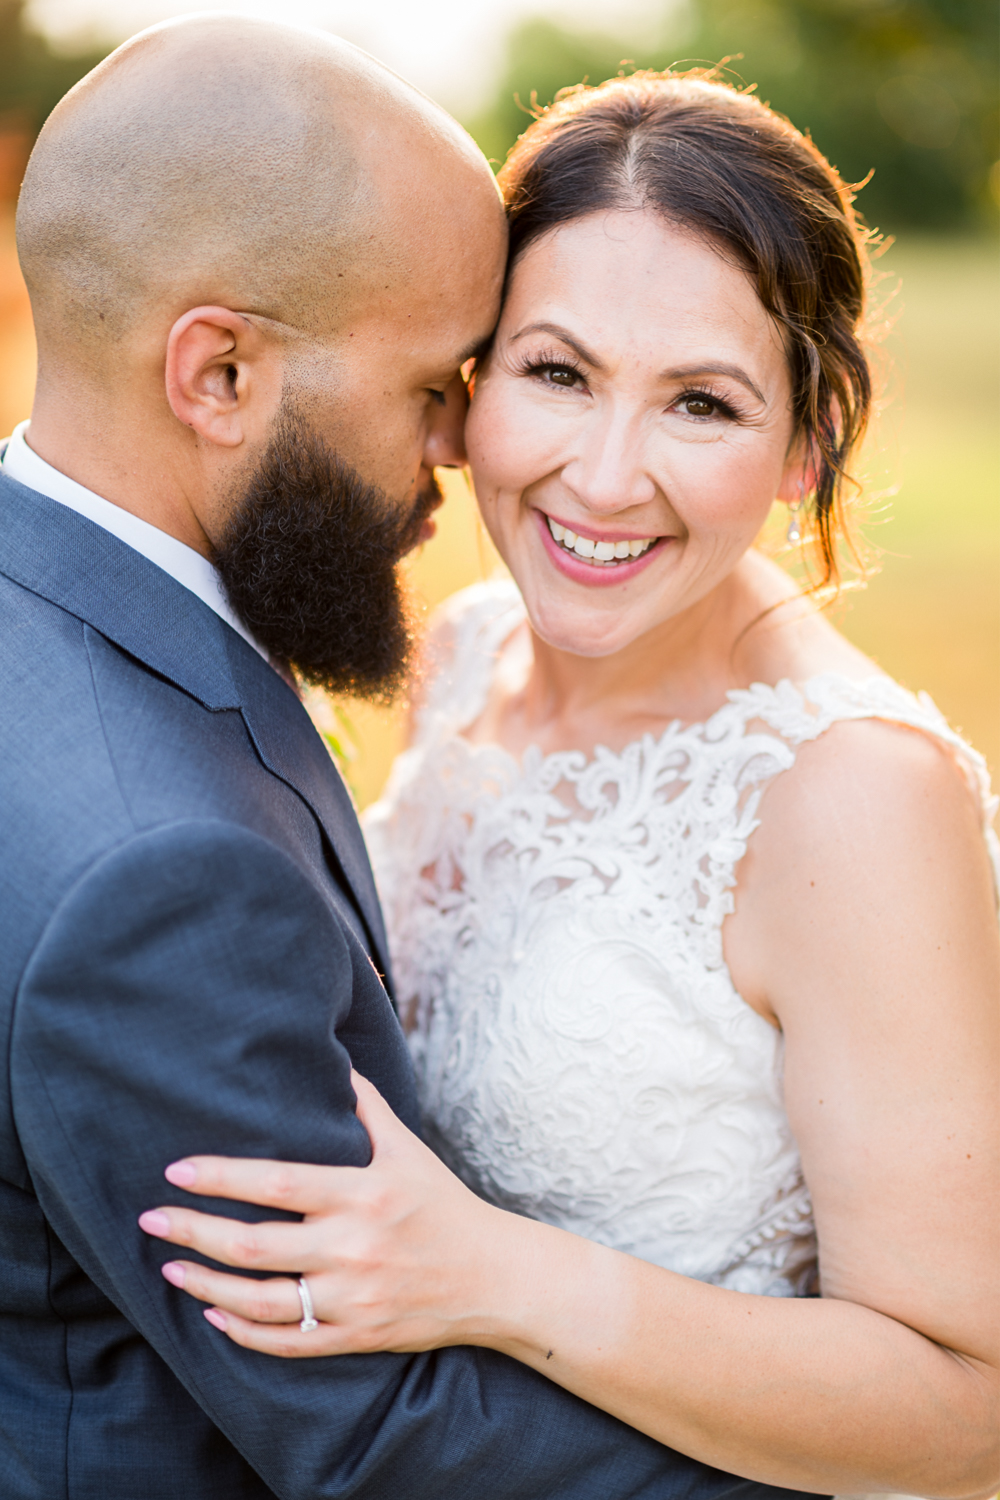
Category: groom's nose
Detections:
[{"x1": 423, "y1": 373, "x2": 470, "y2": 470}]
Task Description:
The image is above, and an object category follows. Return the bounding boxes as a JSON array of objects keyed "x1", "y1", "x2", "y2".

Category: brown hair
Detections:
[{"x1": 497, "y1": 70, "x2": 875, "y2": 592}]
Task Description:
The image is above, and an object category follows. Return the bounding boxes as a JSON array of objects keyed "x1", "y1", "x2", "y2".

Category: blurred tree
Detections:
[
  {"x1": 1, "y1": 0, "x2": 107, "y2": 133},
  {"x1": 0, "y1": 0, "x2": 107, "y2": 200},
  {"x1": 463, "y1": 0, "x2": 999, "y2": 233}
]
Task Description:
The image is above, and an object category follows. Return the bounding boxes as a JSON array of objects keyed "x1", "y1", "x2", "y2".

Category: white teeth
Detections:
[{"x1": 544, "y1": 514, "x2": 657, "y2": 565}]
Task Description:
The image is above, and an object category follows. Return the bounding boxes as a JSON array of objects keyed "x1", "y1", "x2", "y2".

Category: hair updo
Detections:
[{"x1": 497, "y1": 70, "x2": 875, "y2": 591}]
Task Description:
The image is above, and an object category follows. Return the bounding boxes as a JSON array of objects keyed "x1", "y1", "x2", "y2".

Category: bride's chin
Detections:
[{"x1": 524, "y1": 600, "x2": 645, "y2": 660}]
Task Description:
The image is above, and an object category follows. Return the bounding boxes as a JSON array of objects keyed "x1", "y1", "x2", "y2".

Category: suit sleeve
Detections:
[{"x1": 11, "y1": 819, "x2": 774, "y2": 1500}]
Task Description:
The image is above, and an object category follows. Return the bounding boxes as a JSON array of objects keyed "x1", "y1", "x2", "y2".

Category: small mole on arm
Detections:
[{"x1": 546, "y1": 1349, "x2": 553, "y2": 1360}]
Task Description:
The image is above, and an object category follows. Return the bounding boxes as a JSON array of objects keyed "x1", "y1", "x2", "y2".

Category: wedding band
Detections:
[{"x1": 297, "y1": 1276, "x2": 319, "y2": 1333}]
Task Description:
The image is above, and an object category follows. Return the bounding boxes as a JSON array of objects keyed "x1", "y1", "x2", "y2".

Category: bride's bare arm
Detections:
[{"x1": 140, "y1": 722, "x2": 1000, "y2": 1496}]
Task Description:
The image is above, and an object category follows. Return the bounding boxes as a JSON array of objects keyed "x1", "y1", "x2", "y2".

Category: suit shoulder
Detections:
[{"x1": 0, "y1": 580, "x2": 131, "y2": 832}]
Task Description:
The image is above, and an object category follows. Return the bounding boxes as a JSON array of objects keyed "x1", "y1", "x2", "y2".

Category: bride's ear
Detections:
[
  {"x1": 165, "y1": 307, "x2": 280, "y2": 449},
  {"x1": 778, "y1": 391, "x2": 845, "y2": 503},
  {"x1": 777, "y1": 431, "x2": 821, "y2": 504}
]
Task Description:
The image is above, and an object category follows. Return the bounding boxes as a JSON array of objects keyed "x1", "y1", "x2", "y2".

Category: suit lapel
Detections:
[
  {"x1": 0, "y1": 471, "x2": 241, "y2": 711},
  {"x1": 224, "y1": 637, "x2": 393, "y2": 986},
  {"x1": 0, "y1": 471, "x2": 393, "y2": 987}
]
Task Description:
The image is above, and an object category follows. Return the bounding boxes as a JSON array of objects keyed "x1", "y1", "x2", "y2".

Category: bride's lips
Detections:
[{"x1": 535, "y1": 510, "x2": 669, "y2": 587}]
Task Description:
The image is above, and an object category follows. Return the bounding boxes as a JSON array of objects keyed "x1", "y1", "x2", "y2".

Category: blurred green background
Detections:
[
  {"x1": 1, "y1": 0, "x2": 997, "y2": 801},
  {"x1": 466, "y1": 0, "x2": 998, "y2": 232}
]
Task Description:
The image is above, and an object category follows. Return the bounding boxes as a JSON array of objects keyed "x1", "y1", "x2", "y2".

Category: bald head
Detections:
[{"x1": 17, "y1": 14, "x2": 501, "y2": 362}]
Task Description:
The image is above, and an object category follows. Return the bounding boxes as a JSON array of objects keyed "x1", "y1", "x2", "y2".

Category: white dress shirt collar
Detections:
[{"x1": 1, "y1": 420, "x2": 268, "y2": 660}]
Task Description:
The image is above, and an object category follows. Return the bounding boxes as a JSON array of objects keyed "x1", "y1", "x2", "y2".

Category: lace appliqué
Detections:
[{"x1": 363, "y1": 580, "x2": 996, "y2": 1300}]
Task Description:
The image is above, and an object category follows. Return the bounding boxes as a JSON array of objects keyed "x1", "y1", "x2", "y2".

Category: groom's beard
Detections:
[{"x1": 214, "y1": 414, "x2": 441, "y2": 701}]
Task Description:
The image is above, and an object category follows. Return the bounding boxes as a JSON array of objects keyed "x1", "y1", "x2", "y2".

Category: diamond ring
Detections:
[{"x1": 297, "y1": 1276, "x2": 319, "y2": 1333}]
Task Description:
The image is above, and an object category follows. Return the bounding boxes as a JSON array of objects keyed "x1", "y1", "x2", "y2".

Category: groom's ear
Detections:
[{"x1": 165, "y1": 307, "x2": 281, "y2": 449}]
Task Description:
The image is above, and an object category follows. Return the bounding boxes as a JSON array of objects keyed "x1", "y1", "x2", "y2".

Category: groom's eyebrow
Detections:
[
  {"x1": 454, "y1": 332, "x2": 495, "y2": 366},
  {"x1": 458, "y1": 340, "x2": 494, "y2": 369}
]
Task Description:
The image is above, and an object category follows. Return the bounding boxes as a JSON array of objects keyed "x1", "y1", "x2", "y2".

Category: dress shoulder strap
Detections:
[
  {"x1": 412, "y1": 578, "x2": 525, "y2": 745},
  {"x1": 729, "y1": 673, "x2": 999, "y2": 890}
]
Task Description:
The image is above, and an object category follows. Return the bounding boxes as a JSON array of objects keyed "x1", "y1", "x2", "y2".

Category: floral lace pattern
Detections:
[{"x1": 363, "y1": 580, "x2": 997, "y2": 1299}]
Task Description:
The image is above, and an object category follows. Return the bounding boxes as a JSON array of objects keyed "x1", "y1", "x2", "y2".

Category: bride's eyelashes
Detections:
[
  {"x1": 511, "y1": 351, "x2": 750, "y2": 424},
  {"x1": 513, "y1": 349, "x2": 588, "y2": 390},
  {"x1": 671, "y1": 388, "x2": 744, "y2": 423}
]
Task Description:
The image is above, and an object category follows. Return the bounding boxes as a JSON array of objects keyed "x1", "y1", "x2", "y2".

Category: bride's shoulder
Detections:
[
  {"x1": 767, "y1": 695, "x2": 984, "y2": 814},
  {"x1": 742, "y1": 677, "x2": 997, "y2": 917},
  {"x1": 730, "y1": 556, "x2": 993, "y2": 825},
  {"x1": 726, "y1": 689, "x2": 998, "y2": 1023},
  {"x1": 726, "y1": 565, "x2": 996, "y2": 888}
]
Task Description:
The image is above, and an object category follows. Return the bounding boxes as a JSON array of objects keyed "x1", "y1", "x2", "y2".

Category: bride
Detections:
[{"x1": 140, "y1": 72, "x2": 1000, "y2": 1494}]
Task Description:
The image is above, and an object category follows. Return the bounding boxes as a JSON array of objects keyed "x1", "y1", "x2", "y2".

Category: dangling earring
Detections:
[{"x1": 786, "y1": 483, "x2": 805, "y2": 544}]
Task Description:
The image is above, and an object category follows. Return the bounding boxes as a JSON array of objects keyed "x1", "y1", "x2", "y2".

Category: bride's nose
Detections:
[{"x1": 559, "y1": 406, "x2": 657, "y2": 514}]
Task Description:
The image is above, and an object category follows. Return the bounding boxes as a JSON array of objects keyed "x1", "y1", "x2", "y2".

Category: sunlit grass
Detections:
[{"x1": 838, "y1": 237, "x2": 998, "y2": 780}]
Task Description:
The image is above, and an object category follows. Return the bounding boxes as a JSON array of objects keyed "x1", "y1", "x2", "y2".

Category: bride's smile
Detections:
[
  {"x1": 542, "y1": 514, "x2": 659, "y2": 563},
  {"x1": 467, "y1": 208, "x2": 804, "y2": 661}
]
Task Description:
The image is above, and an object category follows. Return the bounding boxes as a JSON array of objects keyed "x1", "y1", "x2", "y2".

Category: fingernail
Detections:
[
  {"x1": 138, "y1": 1210, "x2": 171, "y2": 1237},
  {"x1": 161, "y1": 1262, "x2": 186, "y2": 1288},
  {"x1": 164, "y1": 1161, "x2": 197, "y2": 1188},
  {"x1": 204, "y1": 1308, "x2": 227, "y2": 1331}
]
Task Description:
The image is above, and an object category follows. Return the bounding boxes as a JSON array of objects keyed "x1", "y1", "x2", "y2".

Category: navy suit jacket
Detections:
[{"x1": 0, "y1": 469, "x2": 818, "y2": 1499}]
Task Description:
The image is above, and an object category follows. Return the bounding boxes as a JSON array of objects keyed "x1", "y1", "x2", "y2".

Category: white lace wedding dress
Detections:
[{"x1": 363, "y1": 579, "x2": 998, "y2": 1307}]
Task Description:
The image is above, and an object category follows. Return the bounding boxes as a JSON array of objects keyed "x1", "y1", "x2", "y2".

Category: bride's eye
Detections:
[
  {"x1": 515, "y1": 352, "x2": 586, "y2": 390},
  {"x1": 683, "y1": 395, "x2": 714, "y2": 417},
  {"x1": 545, "y1": 366, "x2": 580, "y2": 388},
  {"x1": 674, "y1": 391, "x2": 737, "y2": 420}
]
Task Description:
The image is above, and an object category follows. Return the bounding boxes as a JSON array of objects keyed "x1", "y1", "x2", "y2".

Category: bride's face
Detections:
[{"x1": 465, "y1": 210, "x2": 803, "y2": 658}]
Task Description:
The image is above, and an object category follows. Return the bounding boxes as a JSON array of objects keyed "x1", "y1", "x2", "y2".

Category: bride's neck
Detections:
[{"x1": 501, "y1": 564, "x2": 774, "y2": 753}]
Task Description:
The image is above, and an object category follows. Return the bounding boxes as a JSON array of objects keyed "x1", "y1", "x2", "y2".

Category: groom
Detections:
[{"x1": 0, "y1": 17, "x2": 770, "y2": 1499}]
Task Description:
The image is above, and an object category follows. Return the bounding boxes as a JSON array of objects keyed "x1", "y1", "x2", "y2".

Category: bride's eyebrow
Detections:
[
  {"x1": 509, "y1": 325, "x2": 767, "y2": 403},
  {"x1": 508, "y1": 322, "x2": 602, "y2": 368},
  {"x1": 660, "y1": 363, "x2": 766, "y2": 402}
]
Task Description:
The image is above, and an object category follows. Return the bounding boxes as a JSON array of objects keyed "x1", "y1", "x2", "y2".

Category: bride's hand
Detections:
[{"x1": 137, "y1": 1073, "x2": 518, "y2": 1358}]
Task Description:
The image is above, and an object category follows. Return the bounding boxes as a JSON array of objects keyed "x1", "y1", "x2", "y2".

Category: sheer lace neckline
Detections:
[
  {"x1": 412, "y1": 578, "x2": 995, "y2": 839},
  {"x1": 451, "y1": 669, "x2": 897, "y2": 775},
  {"x1": 424, "y1": 581, "x2": 893, "y2": 775}
]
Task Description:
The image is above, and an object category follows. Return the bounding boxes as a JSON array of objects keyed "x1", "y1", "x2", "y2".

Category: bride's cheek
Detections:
[
  {"x1": 469, "y1": 479, "x2": 515, "y2": 562},
  {"x1": 467, "y1": 383, "x2": 537, "y2": 489}
]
